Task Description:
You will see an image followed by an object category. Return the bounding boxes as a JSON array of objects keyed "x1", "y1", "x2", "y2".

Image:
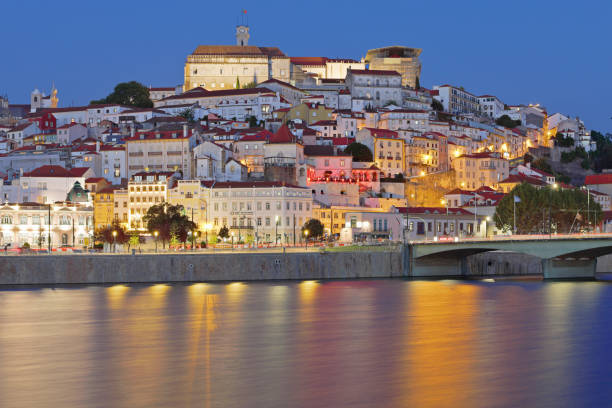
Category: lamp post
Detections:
[
  {"x1": 304, "y1": 229, "x2": 309, "y2": 250},
  {"x1": 112, "y1": 230, "x2": 117, "y2": 253},
  {"x1": 275, "y1": 215, "x2": 279, "y2": 245},
  {"x1": 154, "y1": 230, "x2": 158, "y2": 253},
  {"x1": 485, "y1": 216, "x2": 491, "y2": 239},
  {"x1": 549, "y1": 183, "x2": 558, "y2": 238}
]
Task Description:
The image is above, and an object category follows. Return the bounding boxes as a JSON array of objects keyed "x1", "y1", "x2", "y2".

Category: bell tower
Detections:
[{"x1": 236, "y1": 25, "x2": 249, "y2": 46}]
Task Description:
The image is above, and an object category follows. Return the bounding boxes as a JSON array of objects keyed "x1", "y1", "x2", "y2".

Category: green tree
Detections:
[
  {"x1": 143, "y1": 202, "x2": 195, "y2": 248},
  {"x1": 241, "y1": 81, "x2": 257, "y2": 89},
  {"x1": 235, "y1": 76, "x2": 241, "y2": 89},
  {"x1": 344, "y1": 142, "x2": 373, "y2": 162},
  {"x1": 495, "y1": 114, "x2": 521, "y2": 128},
  {"x1": 218, "y1": 226, "x2": 230, "y2": 239},
  {"x1": 128, "y1": 234, "x2": 140, "y2": 251},
  {"x1": 247, "y1": 115, "x2": 258, "y2": 128},
  {"x1": 431, "y1": 98, "x2": 444, "y2": 112},
  {"x1": 301, "y1": 219, "x2": 324, "y2": 240},
  {"x1": 523, "y1": 153, "x2": 533, "y2": 164},
  {"x1": 95, "y1": 220, "x2": 129, "y2": 245},
  {"x1": 495, "y1": 183, "x2": 602, "y2": 234},
  {"x1": 91, "y1": 81, "x2": 153, "y2": 108},
  {"x1": 179, "y1": 108, "x2": 195, "y2": 123},
  {"x1": 554, "y1": 132, "x2": 575, "y2": 147}
]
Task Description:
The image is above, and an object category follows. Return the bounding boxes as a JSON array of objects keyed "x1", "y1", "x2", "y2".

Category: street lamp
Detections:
[
  {"x1": 485, "y1": 216, "x2": 491, "y2": 239},
  {"x1": 112, "y1": 230, "x2": 117, "y2": 253},
  {"x1": 304, "y1": 229, "x2": 309, "y2": 250},
  {"x1": 549, "y1": 183, "x2": 558, "y2": 238},
  {"x1": 154, "y1": 230, "x2": 159, "y2": 253},
  {"x1": 275, "y1": 215, "x2": 280, "y2": 245}
]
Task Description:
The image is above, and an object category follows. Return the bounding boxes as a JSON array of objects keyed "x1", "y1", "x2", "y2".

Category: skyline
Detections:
[{"x1": 1, "y1": 0, "x2": 611, "y2": 132}]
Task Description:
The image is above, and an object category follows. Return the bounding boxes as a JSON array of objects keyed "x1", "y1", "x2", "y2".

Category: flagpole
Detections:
[{"x1": 513, "y1": 195, "x2": 516, "y2": 235}]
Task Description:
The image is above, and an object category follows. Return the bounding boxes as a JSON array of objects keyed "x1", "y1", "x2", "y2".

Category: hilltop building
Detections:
[
  {"x1": 184, "y1": 25, "x2": 290, "y2": 91},
  {"x1": 364, "y1": 46, "x2": 422, "y2": 88}
]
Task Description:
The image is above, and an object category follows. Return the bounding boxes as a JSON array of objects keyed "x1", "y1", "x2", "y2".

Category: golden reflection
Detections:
[
  {"x1": 106, "y1": 284, "x2": 130, "y2": 309},
  {"x1": 149, "y1": 283, "x2": 170, "y2": 300},
  {"x1": 399, "y1": 281, "x2": 482, "y2": 406},
  {"x1": 187, "y1": 285, "x2": 218, "y2": 408},
  {"x1": 226, "y1": 282, "x2": 245, "y2": 303},
  {"x1": 299, "y1": 280, "x2": 319, "y2": 305}
]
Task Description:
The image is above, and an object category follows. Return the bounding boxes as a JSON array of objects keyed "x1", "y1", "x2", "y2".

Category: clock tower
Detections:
[{"x1": 236, "y1": 25, "x2": 249, "y2": 46}]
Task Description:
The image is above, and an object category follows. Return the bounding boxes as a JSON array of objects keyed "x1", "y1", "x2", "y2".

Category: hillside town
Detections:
[{"x1": 0, "y1": 23, "x2": 610, "y2": 250}]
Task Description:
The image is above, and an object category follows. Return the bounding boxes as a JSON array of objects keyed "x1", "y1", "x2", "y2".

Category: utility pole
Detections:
[{"x1": 48, "y1": 204, "x2": 51, "y2": 252}]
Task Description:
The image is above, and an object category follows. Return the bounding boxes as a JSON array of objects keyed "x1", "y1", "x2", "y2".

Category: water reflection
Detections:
[{"x1": 1, "y1": 279, "x2": 612, "y2": 407}]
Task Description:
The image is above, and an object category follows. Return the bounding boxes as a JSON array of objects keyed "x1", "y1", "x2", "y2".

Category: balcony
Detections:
[
  {"x1": 128, "y1": 152, "x2": 144, "y2": 157},
  {"x1": 167, "y1": 151, "x2": 182, "y2": 156},
  {"x1": 264, "y1": 156, "x2": 296, "y2": 167},
  {"x1": 148, "y1": 151, "x2": 162, "y2": 156},
  {"x1": 230, "y1": 225, "x2": 254, "y2": 230}
]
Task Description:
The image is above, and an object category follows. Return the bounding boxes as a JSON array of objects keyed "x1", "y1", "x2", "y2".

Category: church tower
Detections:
[{"x1": 236, "y1": 25, "x2": 249, "y2": 46}]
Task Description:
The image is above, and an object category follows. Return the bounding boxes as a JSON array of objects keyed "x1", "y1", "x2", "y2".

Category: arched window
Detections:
[
  {"x1": 1, "y1": 215, "x2": 12, "y2": 224},
  {"x1": 61, "y1": 234, "x2": 68, "y2": 246}
]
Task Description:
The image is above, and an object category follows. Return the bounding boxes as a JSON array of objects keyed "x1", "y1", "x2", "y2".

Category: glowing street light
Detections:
[
  {"x1": 154, "y1": 230, "x2": 159, "y2": 253},
  {"x1": 304, "y1": 229, "x2": 309, "y2": 250}
]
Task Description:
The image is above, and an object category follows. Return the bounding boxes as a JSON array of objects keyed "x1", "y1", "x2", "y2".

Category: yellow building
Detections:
[
  {"x1": 93, "y1": 187, "x2": 116, "y2": 230},
  {"x1": 313, "y1": 204, "x2": 387, "y2": 237},
  {"x1": 167, "y1": 180, "x2": 208, "y2": 227},
  {"x1": 356, "y1": 128, "x2": 405, "y2": 177},
  {"x1": 454, "y1": 152, "x2": 509, "y2": 190},
  {"x1": 271, "y1": 103, "x2": 334, "y2": 125}
]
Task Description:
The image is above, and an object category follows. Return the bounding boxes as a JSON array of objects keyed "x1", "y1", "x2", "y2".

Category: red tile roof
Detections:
[
  {"x1": 584, "y1": 174, "x2": 612, "y2": 185},
  {"x1": 349, "y1": 69, "x2": 401, "y2": 76},
  {"x1": 363, "y1": 128, "x2": 399, "y2": 139},
  {"x1": 269, "y1": 124, "x2": 295, "y2": 144},
  {"x1": 499, "y1": 174, "x2": 546, "y2": 186},
  {"x1": 57, "y1": 123, "x2": 85, "y2": 130},
  {"x1": 290, "y1": 57, "x2": 327, "y2": 66},
  {"x1": 396, "y1": 206, "x2": 474, "y2": 215},
  {"x1": 200, "y1": 181, "x2": 306, "y2": 189},
  {"x1": 23, "y1": 165, "x2": 90, "y2": 178}
]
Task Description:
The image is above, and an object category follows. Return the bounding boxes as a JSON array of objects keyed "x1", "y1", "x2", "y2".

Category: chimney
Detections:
[
  {"x1": 183, "y1": 124, "x2": 188, "y2": 138},
  {"x1": 96, "y1": 141, "x2": 100, "y2": 153}
]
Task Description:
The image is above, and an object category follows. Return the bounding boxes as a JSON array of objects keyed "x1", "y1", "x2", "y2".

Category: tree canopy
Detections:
[
  {"x1": 91, "y1": 81, "x2": 153, "y2": 108},
  {"x1": 95, "y1": 220, "x2": 129, "y2": 244},
  {"x1": 143, "y1": 202, "x2": 196, "y2": 248},
  {"x1": 218, "y1": 226, "x2": 230, "y2": 239},
  {"x1": 494, "y1": 183, "x2": 601, "y2": 234},
  {"x1": 344, "y1": 142, "x2": 373, "y2": 162},
  {"x1": 495, "y1": 115, "x2": 522, "y2": 128},
  {"x1": 302, "y1": 218, "x2": 324, "y2": 239},
  {"x1": 431, "y1": 98, "x2": 444, "y2": 112}
]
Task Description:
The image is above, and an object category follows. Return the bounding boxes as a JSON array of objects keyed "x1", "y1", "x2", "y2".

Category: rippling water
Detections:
[{"x1": 1, "y1": 278, "x2": 612, "y2": 408}]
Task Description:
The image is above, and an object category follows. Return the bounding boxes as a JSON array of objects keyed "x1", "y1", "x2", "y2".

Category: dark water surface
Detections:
[{"x1": 1, "y1": 277, "x2": 612, "y2": 408}]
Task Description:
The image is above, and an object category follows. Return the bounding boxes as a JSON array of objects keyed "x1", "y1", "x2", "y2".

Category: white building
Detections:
[
  {"x1": 202, "y1": 181, "x2": 313, "y2": 244},
  {"x1": 15, "y1": 165, "x2": 93, "y2": 204},
  {"x1": 345, "y1": 69, "x2": 402, "y2": 109},
  {"x1": 0, "y1": 201, "x2": 93, "y2": 248},
  {"x1": 478, "y1": 95, "x2": 505, "y2": 118},
  {"x1": 125, "y1": 126, "x2": 196, "y2": 178},
  {"x1": 432, "y1": 85, "x2": 480, "y2": 115},
  {"x1": 57, "y1": 123, "x2": 87, "y2": 145}
]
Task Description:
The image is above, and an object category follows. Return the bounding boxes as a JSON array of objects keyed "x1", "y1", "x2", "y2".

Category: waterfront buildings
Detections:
[{"x1": 0, "y1": 201, "x2": 93, "y2": 248}]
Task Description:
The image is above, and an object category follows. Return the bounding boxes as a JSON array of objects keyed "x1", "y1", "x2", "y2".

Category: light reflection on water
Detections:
[{"x1": 1, "y1": 278, "x2": 612, "y2": 408}]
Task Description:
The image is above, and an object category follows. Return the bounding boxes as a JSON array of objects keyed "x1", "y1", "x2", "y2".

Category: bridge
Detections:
[{"x1": 406, "y1": 237, "x2": 612, "y2": 279}]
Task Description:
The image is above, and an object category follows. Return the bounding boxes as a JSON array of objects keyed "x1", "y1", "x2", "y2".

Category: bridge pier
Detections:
[
  {"x1": 541, "y1": 258, "x2": 597, "y2": 279},
  {"x1": 408, "y1": 254, "x2": 468, "y2": 277}
]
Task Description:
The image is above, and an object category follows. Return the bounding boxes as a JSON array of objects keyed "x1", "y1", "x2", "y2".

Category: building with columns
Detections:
[{"x1": 0, "y1": 201, "x2": 93, "y2": 248}]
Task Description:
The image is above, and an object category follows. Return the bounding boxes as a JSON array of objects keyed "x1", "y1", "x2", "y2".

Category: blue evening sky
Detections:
[{"x1": 1, "y1": 0, "x2": 611, "y2": 133}]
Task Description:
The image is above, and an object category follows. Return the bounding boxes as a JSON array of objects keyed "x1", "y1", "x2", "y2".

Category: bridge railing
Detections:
[{"x1": 408, "y1": 232, "x2": 612, "y2": 245}]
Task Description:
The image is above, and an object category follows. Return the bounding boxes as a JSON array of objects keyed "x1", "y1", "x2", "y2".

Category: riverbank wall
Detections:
[
  {"x1": 0, "y1": 250, "x2": 405, "y2": 285},
  {"x1": 2, "y1": 249, "x2": 610, "y2": 286}
]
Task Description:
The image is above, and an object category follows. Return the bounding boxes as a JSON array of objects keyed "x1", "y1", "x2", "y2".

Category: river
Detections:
[{"x1": 1, "y1": 278, "x2": 612, "y2": 408}]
